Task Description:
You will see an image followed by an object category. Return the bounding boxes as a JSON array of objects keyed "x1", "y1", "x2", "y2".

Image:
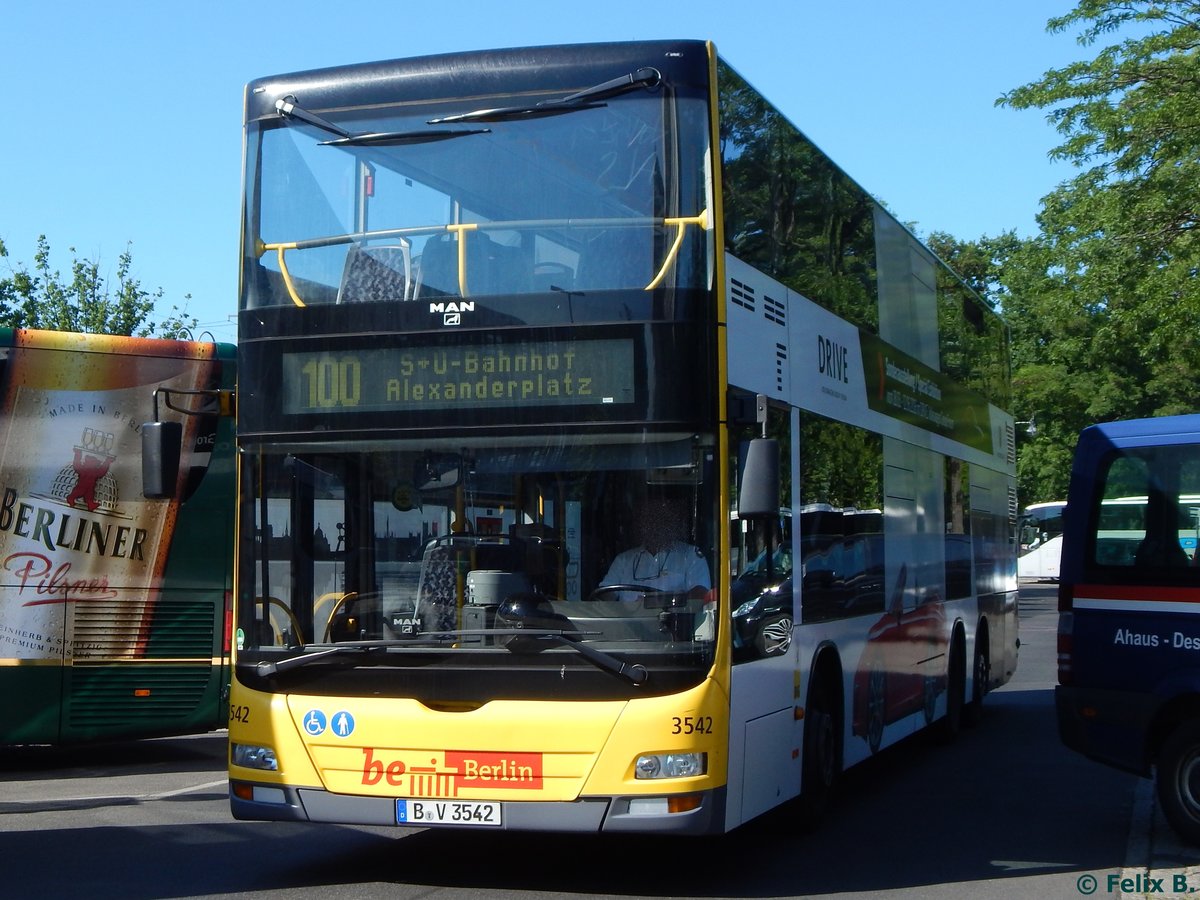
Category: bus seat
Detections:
[
  {"x1": 417, "y1": 232, "x2": 496, "y2": 298},
  {"x1": 1134, "y1": 537, "x2": 1190, "y2": 569},
  {"x1": 337, "y1": 242, "x2": 412, "y2": 303},
  {"x1": 575, "y1": 228, "x2": 651, "y2": 290},
  {"x1": 487, "y1": 240, "x2": 532, "y2": 295},
  {"x1": 415, "y1": 542, "x2": 459, "y2": 635},
  {"x1": 415, "y1": 234, "x2": 455, "y2": 297}
]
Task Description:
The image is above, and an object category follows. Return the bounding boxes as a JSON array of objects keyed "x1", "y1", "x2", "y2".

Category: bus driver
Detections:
[{"x1": 600, "y1": 496, "x2": 711, "y2": 600}]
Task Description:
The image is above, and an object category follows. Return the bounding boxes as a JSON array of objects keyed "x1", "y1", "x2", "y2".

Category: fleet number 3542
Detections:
[{"x1": 671, "y1": 716, "x2": 713, "y2": 735}]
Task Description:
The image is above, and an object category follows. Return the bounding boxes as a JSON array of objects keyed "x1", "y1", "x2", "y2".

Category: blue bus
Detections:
[{"x1": 1057, "y1": 414, "x2": 1200, "y2": 846}]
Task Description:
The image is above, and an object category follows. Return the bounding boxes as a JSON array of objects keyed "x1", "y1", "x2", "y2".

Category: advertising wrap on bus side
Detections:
[{"x1": 0, "y1": 328, "x2": 236, "y2": 746}]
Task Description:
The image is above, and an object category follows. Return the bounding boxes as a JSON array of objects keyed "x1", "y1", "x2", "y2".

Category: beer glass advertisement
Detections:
[{"x1": 0, "y1": 333, "x2": 219, "y2": 662}]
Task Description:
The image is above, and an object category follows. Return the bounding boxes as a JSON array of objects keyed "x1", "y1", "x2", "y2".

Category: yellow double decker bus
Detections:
[{"x1": 224, "y1": 40, "x2": 1017, "y2": 834}]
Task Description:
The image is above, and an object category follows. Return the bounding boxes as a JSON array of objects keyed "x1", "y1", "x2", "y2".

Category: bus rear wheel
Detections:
[
  {"x1": 797, "y1": 671, "x2": 842, "y2": 828},
  {"x1": 964, "y1": 628, "x2": 990, "y2": 728},
  {"x1": 1157, "y1": 719, "x2": 1200, "y2": 846}
]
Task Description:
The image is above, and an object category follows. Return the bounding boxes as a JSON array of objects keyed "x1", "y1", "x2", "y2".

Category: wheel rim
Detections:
[
  {"x1": 1179, "y1": 747, "x2": 1200, "y2": 820},
  {"x1": 759, "y1": 616, "x2": 793, "y2": 655},
  {"x1": 973, "y1": 645, "x2": 989, "y2": 704}
]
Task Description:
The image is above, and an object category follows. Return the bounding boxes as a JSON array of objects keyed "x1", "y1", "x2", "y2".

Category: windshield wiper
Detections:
[
  {"x1": 321, "y1": 129, "x2": 489, "y2": 147},
  {"x1": 427, "y1": 66, "x2": 661, "y2": 125},
  {"x1": 251, "y1": 631, "x2": 647, "y2": 685},
  {"x1": 275, "y1": 97, "x2": 489, "y2": 146},
  {"x1": 415, "y1": 627, "x2": 647, "y2": 685},
  {"x1": 476, "y1": 628, "x2": 648, "y2": 685},
  {"x1": 252, "y1": 640, "x2": 412, "y2": 675},
  {"x1": 545, "y1": 631, "x2": 649, "y2": 685}
]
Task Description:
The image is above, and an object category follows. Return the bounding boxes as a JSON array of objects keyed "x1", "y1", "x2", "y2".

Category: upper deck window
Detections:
[{"x1": 243, "y1": 78, "x2": 712, "y2": 321}]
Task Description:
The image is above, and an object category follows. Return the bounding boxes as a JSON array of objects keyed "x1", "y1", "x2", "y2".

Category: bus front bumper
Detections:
[{"x1": 230, "y1": 781, "x2": 725, "y2": 835}]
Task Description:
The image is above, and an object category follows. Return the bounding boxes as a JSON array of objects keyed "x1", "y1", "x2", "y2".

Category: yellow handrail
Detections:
[
  {"x1": 317, "y1": 591, "x2": 360, "y2": 642},
  {"x1": 446, "y1": 223, "x2": 479, "y2": 296},
  {"x1": 645, "y1": 209, "x2": 708, "y2": 291},
  {"x1": 259, "y1": 210, "x2": 708, "y2": 306},
  {"x1": 272, "y1": 242, "x2": 306, "y2": 307}
]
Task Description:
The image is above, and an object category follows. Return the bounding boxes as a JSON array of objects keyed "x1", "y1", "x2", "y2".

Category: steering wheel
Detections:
[{"x1": 586, "y1": 583, "x2": 664, "y2": 602}]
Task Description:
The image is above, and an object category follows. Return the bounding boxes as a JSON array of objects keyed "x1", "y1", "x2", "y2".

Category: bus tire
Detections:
[
  {"x1": 964, "y1": 625, "x2": 990, "y2": 728},
  {"x1": 1156, "y1": 718, "x2": 1200, "y2": 846},
  {"x1": 937, "y1": 630, "x2": 966, "y2": 743},
  {"x1": 866, "y1": 664, "x2": 885, "y2": 755},
  {"x1": 797, "y1": 666, "x2": 842, "y2": 828}
]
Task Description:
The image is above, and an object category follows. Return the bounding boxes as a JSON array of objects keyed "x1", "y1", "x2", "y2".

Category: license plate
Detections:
[{"x1": 396, "y1": 799, "x2": 502, "y2": 827}]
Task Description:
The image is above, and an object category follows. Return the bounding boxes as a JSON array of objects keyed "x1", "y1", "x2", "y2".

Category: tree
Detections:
[
  {"x1": 0, "y1": 235, "x2": 198, "y2": 338},
  {"x1": 993, "y1": 1, "x2": 1200, "y2": 503}
]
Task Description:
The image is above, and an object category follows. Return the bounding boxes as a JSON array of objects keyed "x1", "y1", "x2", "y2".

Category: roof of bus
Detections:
[
  {"x1": 0, "y1": 327, "x2": 236, "y2": 361},
  {"x1": 244, "y1": 40, "x2": 713, "y2": 123},
  {"x1": 1082, "y1": 414, "x2": 1200, "y2": 443}
]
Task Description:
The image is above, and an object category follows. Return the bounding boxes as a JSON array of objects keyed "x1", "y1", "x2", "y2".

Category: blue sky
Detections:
[{"x1": 1, "y1": 1, "x2": 1093, "y2": 343}]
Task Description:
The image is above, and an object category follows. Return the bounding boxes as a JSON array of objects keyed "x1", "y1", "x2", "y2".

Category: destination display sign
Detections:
[{"x1": 281, "y1": 339, "x2": 636, "y2": 414}]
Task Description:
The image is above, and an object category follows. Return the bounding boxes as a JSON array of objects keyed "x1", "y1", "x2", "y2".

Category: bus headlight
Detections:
[
  {"x1": 634, "y1": 752, "x2": 706, "y2": 779},
  {"x1": 231, "y1": 742, "x2": 279, "y2": 771}
]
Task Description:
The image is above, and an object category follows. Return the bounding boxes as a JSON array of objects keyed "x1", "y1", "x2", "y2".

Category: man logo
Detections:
[{"x1": 429, "y1": 301, "x2": 474, "y2": 328}]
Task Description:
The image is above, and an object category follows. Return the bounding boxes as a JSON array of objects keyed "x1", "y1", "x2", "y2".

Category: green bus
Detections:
[{"x1": 0, "y1": 329, "x2": 236, "y2": 746}]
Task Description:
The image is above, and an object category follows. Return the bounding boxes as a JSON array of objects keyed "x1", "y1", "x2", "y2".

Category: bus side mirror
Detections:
[
  {"x1": 142, "y1": 420, "x2": 183, "y2": 499},
  {"x1": 738, "y1": 438, "x2": 779, "y2": 519}
]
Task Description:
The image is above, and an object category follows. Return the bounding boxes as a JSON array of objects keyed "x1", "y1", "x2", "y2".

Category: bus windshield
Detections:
[
  {"x1": 239, "y1": 433, "x2": 719, "y2": 699},
  {"x1": 243, "y1": 76, "x2": 712, "y2": 319}
]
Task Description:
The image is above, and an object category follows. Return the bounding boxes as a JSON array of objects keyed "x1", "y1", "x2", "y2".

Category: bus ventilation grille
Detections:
[
  {"x1": 73, "y1": 596, "x2": 217, "y2": 659},
  {"x1": 730, "y1": 276, "x2": 756, "y2": 312},
  {"x1": 763, "y1": 292, "x2": 786, "y2": 327}
]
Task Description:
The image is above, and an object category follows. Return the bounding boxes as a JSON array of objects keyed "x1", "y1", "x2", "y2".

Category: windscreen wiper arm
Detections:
[
  {"x1": 253, "y1": 631, "x2": 647, "y2": 685},
  {"x1": 425, "y1": 627, "x2": 648, "y2": 685},
  {"x1": 275, "y1": 97, "x2": 351, "y2": 138},
  {"x1": 320, "y1": 129, "x2": 489, "y2": 146},
  {"x1": 427, "y1": 66, "x2": 662, "y2": 125},
  {"x1": 252, "y1": 640, "x2": 411, "y2": 675},
  {"x1": 549, "y1": 632, "x2": 649, "y2": 685},
  {"x1": 275, "y1": 97, "x2": 489, "y2": 146}
]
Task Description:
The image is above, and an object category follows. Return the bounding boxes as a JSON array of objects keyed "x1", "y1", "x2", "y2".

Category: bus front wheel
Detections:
[{"x1": 1157, "y1": 719, "x2": 1200, "y2": 846}]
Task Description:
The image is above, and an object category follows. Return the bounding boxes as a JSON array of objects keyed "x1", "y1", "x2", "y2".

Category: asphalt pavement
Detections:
[{"x1": 1119, "y1": 778, "x2": 1199, "y2": 899}]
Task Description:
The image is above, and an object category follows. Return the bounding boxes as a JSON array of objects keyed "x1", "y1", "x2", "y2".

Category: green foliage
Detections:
[
  {"x1": 988, "y1": 1, "x2": 1200, "y2": 506},
  {"x1": 0, "y1": 235, "x2": 198, "y2": 338}
]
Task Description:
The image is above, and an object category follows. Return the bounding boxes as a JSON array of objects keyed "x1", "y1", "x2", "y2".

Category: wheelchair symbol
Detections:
[{"x1": 303, "y1": 709, "x2": 327, "y2": 736}]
